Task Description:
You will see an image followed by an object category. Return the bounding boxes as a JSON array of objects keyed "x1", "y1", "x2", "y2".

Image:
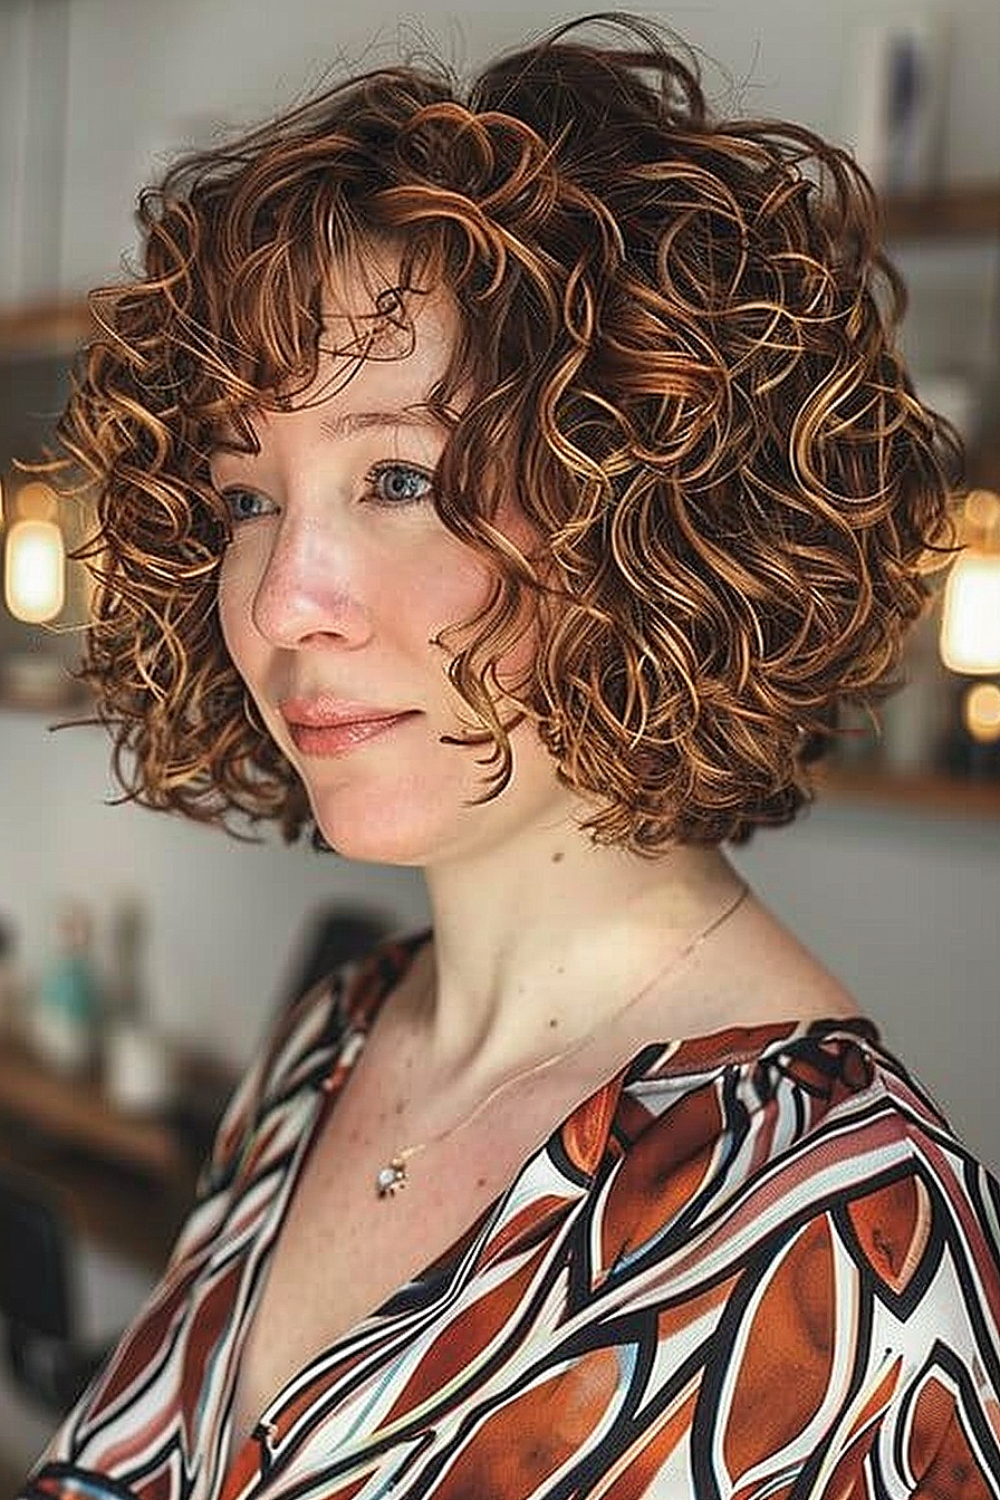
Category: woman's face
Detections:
[{"x1": 213, "y1": 271, "x2": 578, "y2": 867}]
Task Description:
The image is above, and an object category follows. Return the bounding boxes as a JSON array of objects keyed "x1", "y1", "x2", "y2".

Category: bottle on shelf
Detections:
[
  {"x1": 31, "y1": 898, "x2": 101, "y2": 1074},
  {"x1": 101, "y1": 894, "x2": 175, "y2": 1115}
]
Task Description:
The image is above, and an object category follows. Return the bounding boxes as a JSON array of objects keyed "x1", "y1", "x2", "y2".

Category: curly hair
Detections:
[{"x1": 56, "y1": 13, "x2": 959, "y2": 852}]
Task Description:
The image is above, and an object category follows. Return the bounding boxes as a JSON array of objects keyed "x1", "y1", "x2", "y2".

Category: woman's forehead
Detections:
[
  {"x1": 319, "y1": 234, "x2": 447, "y2": 328},
  {"x1": 320, "y1": 269, "x2": 455, "y2": 361}
]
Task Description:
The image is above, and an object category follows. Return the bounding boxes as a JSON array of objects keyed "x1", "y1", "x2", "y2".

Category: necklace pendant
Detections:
[{"x1": 376, "y1": 1156, "x2": 408, "y2": 1198}]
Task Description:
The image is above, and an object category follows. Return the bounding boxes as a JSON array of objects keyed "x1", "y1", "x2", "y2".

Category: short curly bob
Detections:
[{"x1": 56, "y1": 13, "x2": 959, "y2": 853}]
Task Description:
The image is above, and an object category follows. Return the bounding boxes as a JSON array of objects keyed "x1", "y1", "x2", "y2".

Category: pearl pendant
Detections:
[{"x1": 376, "y1": 1157, "x2": 407, "y2": 1198}]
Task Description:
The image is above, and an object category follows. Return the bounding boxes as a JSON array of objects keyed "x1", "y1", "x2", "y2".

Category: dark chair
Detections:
[
  {"x1": 276, "y1": 902, "x2": 394, "y2": 1012},
  {"x1": 0, "y1": 1165, "x2": 106, "y2": 1413}
]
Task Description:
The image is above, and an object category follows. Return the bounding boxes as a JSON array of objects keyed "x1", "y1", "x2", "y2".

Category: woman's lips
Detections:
[{"x1": 279, "y1": 702, "x2": 416, "y2": 758}]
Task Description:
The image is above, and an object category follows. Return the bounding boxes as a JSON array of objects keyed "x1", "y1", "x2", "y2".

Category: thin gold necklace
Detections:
[{"x1": 374, "y1": 880, "x2": 750, "y2": 1198}]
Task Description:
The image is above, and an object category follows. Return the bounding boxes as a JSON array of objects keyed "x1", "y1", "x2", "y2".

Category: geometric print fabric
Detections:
[{"x1": 24, "y1": 934, "x2": 1000, "y2": 1500}]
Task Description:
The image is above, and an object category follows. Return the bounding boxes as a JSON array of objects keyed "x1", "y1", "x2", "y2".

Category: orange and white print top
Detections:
[{"x1": 25, "y1": 934, "x2": 1000, "y2": 1499}]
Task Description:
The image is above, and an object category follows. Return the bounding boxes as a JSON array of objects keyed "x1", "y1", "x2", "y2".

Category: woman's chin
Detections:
[{"x1": 308, "y1": 793, "x2": 448, "y2": 868}]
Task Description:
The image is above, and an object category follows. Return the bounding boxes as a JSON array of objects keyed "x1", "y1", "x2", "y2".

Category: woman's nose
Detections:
[{"x1": 250, "y1": 516, "x2": 373, "y2": 650}]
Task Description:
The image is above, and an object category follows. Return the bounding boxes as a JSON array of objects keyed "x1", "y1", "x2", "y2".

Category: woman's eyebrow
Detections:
[
  {"x1": 318, "y1": 408, "x2": 442, "y2": 441},
  {"x1": 206, "y1": 407, "x2": 438, "y2": 457}
]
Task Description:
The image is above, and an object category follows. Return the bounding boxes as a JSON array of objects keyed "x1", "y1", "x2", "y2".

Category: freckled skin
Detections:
[{"x1": 215, "y1": 277, "x2": 583, "y2": 872}]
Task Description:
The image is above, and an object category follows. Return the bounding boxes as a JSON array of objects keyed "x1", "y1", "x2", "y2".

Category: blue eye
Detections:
[
  {"x1": 221, "y1": 487, "x2": 273, "y2": 523},
  {"x1": 366, "y1": 464, "x2": 434, "y2": 506}
]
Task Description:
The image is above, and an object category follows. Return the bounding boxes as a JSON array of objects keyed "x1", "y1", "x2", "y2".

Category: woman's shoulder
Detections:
[
  {"x1": 591, "y1": 1016, "x2": 999, "y2": 1289},
  {"x1": 612, "y1": 1014, "x2": 978, "y2": 1170},
  {"x1": 579, "y1": 1022, "x2": 1000, "y2": 1500}
]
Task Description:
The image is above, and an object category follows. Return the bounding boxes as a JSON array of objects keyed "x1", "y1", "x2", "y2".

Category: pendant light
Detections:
[
  {"x1": 2, "y1": 481, "x2": 66, "y2": 624},
  {"x1": 939, "y1": 489, "x2": 1000, "y2": 676}
]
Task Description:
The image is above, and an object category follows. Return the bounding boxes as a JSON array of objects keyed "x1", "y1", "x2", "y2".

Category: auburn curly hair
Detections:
[{"x1": 56, "y1": 13, "x2": 959, "y2": 853}]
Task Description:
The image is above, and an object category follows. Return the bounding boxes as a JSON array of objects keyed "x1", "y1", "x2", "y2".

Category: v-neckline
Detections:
[
  {"x1": 216, "y1": 935, "x2": 877, "y2": 1496},
  {"x1": 217, "y1": 929, "x2": 619, "y2": 1491}
]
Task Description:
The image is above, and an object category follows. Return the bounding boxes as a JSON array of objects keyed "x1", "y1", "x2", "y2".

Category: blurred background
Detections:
[{"x1": 1, "y1": 0, "x2": 999, "y2": 1480}]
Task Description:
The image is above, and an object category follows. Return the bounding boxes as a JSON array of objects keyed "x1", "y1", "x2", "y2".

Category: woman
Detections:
[{"x1": 25, "y1": 16, "x2": 1000, "y2": 1499}]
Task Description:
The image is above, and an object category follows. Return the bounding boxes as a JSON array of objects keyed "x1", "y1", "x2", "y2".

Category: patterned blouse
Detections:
[{"x1": 24, "y1": 934, "x2": 1000, "y2": 1500}]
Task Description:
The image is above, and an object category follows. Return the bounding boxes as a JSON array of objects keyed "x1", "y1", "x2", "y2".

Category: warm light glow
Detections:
[
  {"x1": 3, "y1": 518, "x2": 65, "y2": 623},
  {"x1": 16, "y1": 480, "x2": 59, "y2": 522},
  {"x1": 939, "y1": 549, "x2": 1000, "y2": 674},
  {"x1": 965, "y1": 488, "x2": 1000, "y2": 536},
  {"x1": 963, "y1": 683, "x2": 1000, "y2": 744}
]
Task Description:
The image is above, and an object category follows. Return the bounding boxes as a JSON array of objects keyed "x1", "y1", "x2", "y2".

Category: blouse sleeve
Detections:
[
  {"x1": 668, "y1": 1154, "x2": 1000, "y2": 1498},
  {"x1": 563, "y1": 1062, "x2": 1000, "y2": 1498}
]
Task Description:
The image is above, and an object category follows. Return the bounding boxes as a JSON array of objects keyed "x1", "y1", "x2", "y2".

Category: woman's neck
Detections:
[{"x1": 410, "y1": 818, "x2": 747, "y2": 1083}]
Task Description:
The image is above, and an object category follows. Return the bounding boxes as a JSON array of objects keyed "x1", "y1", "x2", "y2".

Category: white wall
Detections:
[
  {"x1": 0, "y1": 710, "x2": 429, "y2": 1062},
  {"x1": 38, "y1": 0, "x2": 1000, "y2": 295},
  {"x1": 0, "y1": 0, "x2": 69, "y2": 303}
]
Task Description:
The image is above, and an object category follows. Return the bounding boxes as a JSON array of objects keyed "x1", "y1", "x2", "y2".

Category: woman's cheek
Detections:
[{"x1": 216, "y1": 541, "x2": 259, "y2": 668}]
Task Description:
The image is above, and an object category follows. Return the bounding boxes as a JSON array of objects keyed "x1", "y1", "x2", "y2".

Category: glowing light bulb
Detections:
[
  {"x1": 3, "y1": 518, "x2": 65, "y2": 623},
  {"x1": 940, "y1": 549, "x2": 1000, "y2": 674},
  {"x1": 962, "y1": 682, "x2": 1000, "y2": 745},
  {"x1": 939, "y1": 493, "x2": 1000, "y2": 676}
]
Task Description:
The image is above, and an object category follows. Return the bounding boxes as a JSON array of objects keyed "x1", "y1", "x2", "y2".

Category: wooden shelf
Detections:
[
  {"x1": 0, "y1": 297, "x2": 92, "y2": 356},
  {"x1": 881, "y1": 181, "x2": 1000, "y2": 241},
  {"x1": 0, "y1": 1038, "x2": 200, "y2": 1270},
  {"x1": 817, "y1": 764, "x2": 1000, "y2": 818},
  {"x1": 0, "y1": 1041, "x2": 188, "y2": 1182},
  {"x1": 0, "y1": 682, "x2": 92, "y2": 717}
]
